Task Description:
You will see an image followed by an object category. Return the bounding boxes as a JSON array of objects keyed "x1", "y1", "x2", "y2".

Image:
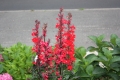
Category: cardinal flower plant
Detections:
[{"x1": 31, "y1": 8, "x2": 75, "y2": 80}]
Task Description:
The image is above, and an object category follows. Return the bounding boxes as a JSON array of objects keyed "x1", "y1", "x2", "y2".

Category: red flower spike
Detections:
[
  {"x1": 52, "y1": 8, "x2": 76, "y2": 80},
  {"x1": 32, "y1": 20, "x2": 55, "y2": 80},
  {"x1": 32, "y1": 37, "x2": 39, "y2": 43}
]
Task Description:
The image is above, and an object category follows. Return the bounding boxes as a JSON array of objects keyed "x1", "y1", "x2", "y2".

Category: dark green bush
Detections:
[{"x1": 73, "y1": 34, "x2": 120, "y2": 80}]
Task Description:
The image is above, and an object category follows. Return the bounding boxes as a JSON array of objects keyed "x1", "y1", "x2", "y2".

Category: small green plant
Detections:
[
  {"x1": 0, "y1": 42, "x2": 34, "y2": 80},
  {"x1": 74, "y1": 34, "x2": 120, "y2": 80}
]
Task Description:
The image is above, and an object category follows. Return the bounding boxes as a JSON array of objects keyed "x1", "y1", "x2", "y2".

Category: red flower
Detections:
[
  {"x1": 56, "y1": 71, "x2": 60, "y2": 76},
  {"x1": 42, "y1": 73, "x2": 48, "y2": 80},
  {"x1": 32, "y1": 61, "x2": 36, "y2": 65},
  {"x1": 56, "y1": 23, "x2": 60, "y2": 28},
  {"x1": 32, "y1": 37, "x2": 39, "y2": 43},
  {"x1": 58, "y1": 76, "x2": 62, "y2": 80},
  {"x1": 62, "y1": 19, "x2": 68, "y2": 24},
  {"x1": 67, "y1": 65, "x2": 73, "y2": 70}
]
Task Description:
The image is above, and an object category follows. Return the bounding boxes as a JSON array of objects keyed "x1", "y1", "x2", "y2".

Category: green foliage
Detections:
[
  {"x1": 0, "y1": 42, "x2": 34, "y2": 80},
  {"x1": 0, "y1": 64, "x2": 3, "y2": 73},
  {"x1": 73, "y1": 34, "x2": 120, "y2": 80}
]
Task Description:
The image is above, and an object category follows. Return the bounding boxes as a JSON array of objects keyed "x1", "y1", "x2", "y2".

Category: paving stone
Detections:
[{"x1": 0, "y1": 9, "x2": 120, "y2": 48}]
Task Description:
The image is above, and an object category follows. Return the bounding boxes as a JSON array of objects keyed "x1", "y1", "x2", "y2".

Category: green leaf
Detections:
[
  {"x1": 9, "y1": 69, "x2": 15, "y2": 75},
  {"x1": 89, "y1": 35, "x2": 105, "y2": 47},
  {"x1": 112, "y1": 48, "x2": 120, "y2": 55},
  {"x1": 0, "y1": 64, "x2": 3, "y2": 73},
  {"x1": 93, "y1": 67, "x2": 106, "y2": 75},
  {"x1": 108, "y1": 72, "x2": 120, "y2": 80},
  {"x1": 98, "y1": 52, "x2": 108, "y2": 61},
  {"x1": 75, "y1": 48, "x2": 83, "y2": 60},
  {"x1": 116, "y1": 38, "x2": 120, "y2": 47},
  {"x1": 64, "y1": 75, "x2": 70, "y2": 80},
  {"x1": 86, "y1": 65, "x2": 94, "y2": 76},
  {"x1": 5, "y1": 48, "x2": 13, "y2": 53},
  {"x1": 110, "y1": 63, "x2": 120, "y2": 68},
  {"x1": 87, "y1": 46, "x2": 98, "y2": 51},
  {"x1": 26, "y1": 59, "x2": 32, "y2": 66},
  {"x1": 69, "y1": 76, "x2": 80, "y2": 80},
  {"x1": 102, "y1": 41, "x2": 112, "y2": 47},
  {"x1": 75, "y1": 47, "x2": 86, "y2": 59},
  {"x1": 2, "y1": 54, "x2": 8, "y2": 60},
  {"x1": 20, "y1": 68, "x2": 25, "y2": 77},
  {"x1": 77, "y1": 70, "x2": 90, "y2": 77},
  {"x1": 85, "y1": 54, "x2": 98, "y2": 64},
  {"x1": 11, "y1": 64, "x2": 17, "y2": 70},
  {"x1": 98, "y1": 35, "x2": 104, "y2": 42},
  {"x1": 19, "y1": 62, "x2": 25, "y2": 68},
  {"x1": 74, "y1": 59, "x2": 81, "y2": 72},
  {"x1": 80, "y1": 47, "x2": 86, "y2": 57},
  {"x1": 82, "y1": 58, "x2": 89, "y2": 67},
  {"x1": 110, "y1": 34, "x2": 118, "y2": 46},
  {"x1": 25, "y1": 74, "x2": 32, "y2": 79},
  {"x1": 88, "y1": 35, "x2": 97, "y2": 43},
  {"x1": 102, "y1": 47, "x2": 112, "y2": 59},
  {"x1": 17, "y1": 42, "x2": 22, "y2": 46},
  {"x1": 111, "y1": 56, "x2": 120, "y2": 63}
]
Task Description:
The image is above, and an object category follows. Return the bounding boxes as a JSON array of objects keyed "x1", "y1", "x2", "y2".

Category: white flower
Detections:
[
  {"x1": 84, "y1": 51, "x2": 107, "y2": 68},
  {"x1": 84, "y1": 51, "x2": 98, "y2": 58},
  {"x1": 108, "y1": 47, "x2": 113, "y2": 50},
  {"x1": 34, "y1": 55, "x2": 38, "y2": 62},
  {"x1": 99, "y1": 62, "x2": 106, "y2": 68}
]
